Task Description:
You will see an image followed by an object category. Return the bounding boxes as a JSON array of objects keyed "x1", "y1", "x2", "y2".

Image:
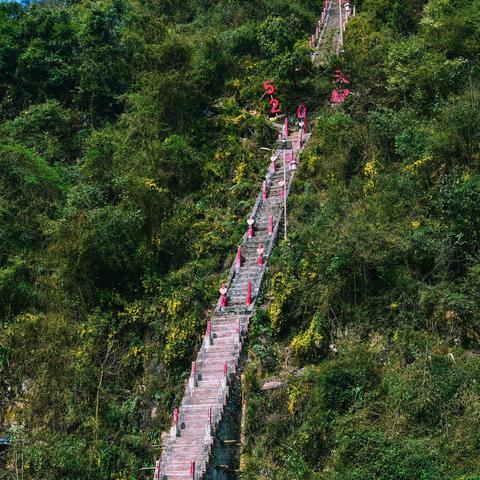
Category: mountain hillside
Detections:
[
  {"x1": 1, "y1": 0, "x2": 480, "y2": 479},
  {"x1": 242, "y1": 1, "x2": 480, "y2": 479}
]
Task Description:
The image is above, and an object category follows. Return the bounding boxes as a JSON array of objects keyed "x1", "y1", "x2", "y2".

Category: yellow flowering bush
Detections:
[
  {"x1": 233, "y1": 160, "x2": 247, "y2": 184},
  {"x1": 166, "y1": 298, "x2": 181, "y2": 318},
  {"x1": 411, "y1": 220, "x2": 421, "y2": 228},
  {"x1": 142, "y1": 177, "x2": 167, "y2": 194},
  {"x1": 119, "y1": 302, "x2": 143, "y2": 324},
  {"x1": 363, "y1": 157, "x2": 378, "y2": 192},
  {"x1": 404, "y1": 154, "x2": 432, "y2": 173},
  {"x1": 268, "y1": 272, "x2": 295, "y2": 334},
  {"x1": 226, "y1": 78, "x2": 241, "y2": 90},
  {"x1": 124, "y1": 345, "x2": 145, "y2": 367},
  {"x1": 287, "y1": 383, "x2": 308, "y2": 415},
  {"x1": 290, "y1": 314, "x2": 324, "y2": 361},
  {"x1": 299, "y1": 258, "x2": 317, "y2": 282},
  {"x1": 162, "y1": 315, "x2": 197, "y2": 367}
]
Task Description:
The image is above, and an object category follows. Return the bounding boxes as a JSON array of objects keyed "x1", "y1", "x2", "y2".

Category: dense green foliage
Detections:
[
  {"x1": 1, "y1": 0, "x2": 479, "y2": 478},
  {"x1": 243, "y1": 0, "x2": 480, "y2": 478},
  {"x1": 0, "y1": 0, "x2": 323, "y2": 478}
]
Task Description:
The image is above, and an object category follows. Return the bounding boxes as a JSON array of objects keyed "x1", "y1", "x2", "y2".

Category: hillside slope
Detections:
[
  {"x1": 1, "y1": 0, "x2": 479, "y2": 479},
  {"x1": 0, "y1": 0, "x2": 324, "y2": 478},
  {"x1": 242, "y1": 0, "x2": 480, "y2": 479}
]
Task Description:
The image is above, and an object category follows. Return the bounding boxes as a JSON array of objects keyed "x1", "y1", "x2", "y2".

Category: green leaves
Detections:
[
  {"x1": 244, "y1": 2, "x2": 480, "y2": 478},
  {"x1": 2, "y1": 100, "x2": 81, "y2": 163},
  {"x1": 257, "y1": 15, "x2": 302, "y2": 58}
]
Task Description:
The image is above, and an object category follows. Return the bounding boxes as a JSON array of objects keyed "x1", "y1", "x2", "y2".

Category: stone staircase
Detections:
[
  {"x1": 313, "y1": 0, "x2": 342, "y2": 66},
  {"x1": 153, "y1": 5, "x2": 342, "y2": 479},
  {"x1": 155, "y1": 129, "x2": 308, "y2": 480}
]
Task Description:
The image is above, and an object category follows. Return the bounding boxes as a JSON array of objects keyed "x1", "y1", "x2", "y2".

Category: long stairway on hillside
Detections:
[
  {"x1": 313, "y1": 0, "x2": 347, "y2": 66},
  {"x1": 154, "y1": 3, "x2": 344, "y2": 479},
  {"x1": 156, "y1": 129, "x2": 306, "y2": 480}
]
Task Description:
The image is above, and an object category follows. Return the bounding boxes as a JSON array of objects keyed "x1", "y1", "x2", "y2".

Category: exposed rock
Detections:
[{"x1": 261, "y1": 379, "x2": 283, "y2": 390}]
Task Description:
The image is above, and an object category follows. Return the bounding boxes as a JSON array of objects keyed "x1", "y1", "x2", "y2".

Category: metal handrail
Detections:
[
  {"x1": 312, "y1": 0, "x2": 334, "y2": 62},
  {"x1": 215, "y1": 140, "x2": 299, "y2": 314},
  {"x1": 245, "y1": 144, "x2": 306, "y2": 314},
  {"x1": 214, "y1": 187, "x2": 264, "y2": 314}
]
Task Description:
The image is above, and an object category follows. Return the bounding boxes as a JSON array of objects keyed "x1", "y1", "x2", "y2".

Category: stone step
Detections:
[
  {"x1": 231, "y1": 269, "x2": 262, "y2": 277},
  {"x1": 179, "y1": 423, "x2": 216, "y2": 434},
  {"x1": 245, "y1": 230, "x2": 270, "y2": 238},
  {"x1": 216, "y1": 307, "x2": 250, "y2": 315},
  {"x1": 241, "y1": 244, "x2": 271, "y2": 252},
  {"x1": 228, "y1": 286, "x2": 261, "y2": 294},
  {"x1": 197, "y1": 349, "x2": 238, "y2": 360},
  {"x1": 192, "y1": 380, "x2": 223, "y2": 390},
  {"x1": 237, "y1": 245, "x2": 273, "y2": 253},
  {"x1": 251, "y1": 222, "x2": 278, "y2": 230},
  {"x1": 197, "y1": 351, "x2": 238, "y2": 362},
  {"x1": 261, "y1": 198, "x2": 285, "y2": 205},
  {"x1": 198, "y1": 363, "x2": 236, "y2": 374},
  {"x1": 196, "y1": 379, "x2": 222, "y2": 387},
  {"x1": 210, "y1": 329, "x2": 244, "y2": 337},
  {"x1": 228, "y1": 278, "x2": 262, "y2": 288},
  {"x1": 197, "y1": 363, "x2": 236, "y2": 373},
  {"x1": 211, "y1": 322, "x2": 245, "y2": 330},
  {"x1": 199, "y1": 341, "x2": 239, "y2": 350},
  {"x1": 228, "y1": 288, "x2": 260, "y2": 297},
  {"x1": 231, "y1": 275, "x2": 260, "y2": 283},
  {"x1": 197, "y1": 370, "x2": 234, "y2": 380},
  {"x1": 211, "y1": 317, "x2": 249, "y2": 324},
  {"x1": 204, "y1": 343, "x2": 239, "y2": 352},
  {"x1": 197, "y1": 359, "x2": 233, "y2": 370},
  {"x1": 209, "y1": 334, "x2": 238, "y2": 341},
  {"x1": 170, "y1": 442, "x2": 205, "y2": 450},
  {"x1": 210, "y1": 329, "x2": 239, "y2": 336},
  {"x1": 258, "y1": 203, "x2": 283, "y2": 210},
  {"x1": 232, "y1": 264, "x2": 258, "y2": 274},
  {"x1": 250, "y1": 208, "x2": 280, "y2": 216},
  {"x1": 208, "y1": 336, "x2": 237, "y2": 345},
  {"x1": 198, "y1": 364, "x2": 234, "y2": 374},
  {"x1": 254, "y1": 210, "x2": 282, "y2": 217},
  {"x1": 175, "y1": 432, "x2": 207, "y2": 442},
  {"x1": 181, "y1": 402, "x2": 219, "y2": 410},
  {"x1": 181, "y1": 416, "x2": 215, "y2": 426},
  {"x1": 205, "y1": 342, "x2": 238, "y2": 351},
  {"x1": 180, "y1": 403, "x2": 223, "y2": 411},
  {"x1": 167, "y1": 452, "x2": 205, "y2": 462},
  {"x1": 167, "y1": 452, "x2": 206, "y2": 463},
  {"x1": 228, "y1": 289, "x2": 260, "y2": 298},
  {"x1": 228, "y1": 293, "x2": 257, "y2": 301},
  {"x1": 233, "y1": 269, "x2": 262, "y2": 277},
  {"x1": 165, "y1": 461, "x2": 203, "y2": 472},
  {"x1": 230, "y1": 275, "x2": 262, "y2": 283},
  {"x1": 185, "y1": 395, "x2": 219, "y2": 405},
  {"x1": 161, "y1": 474, "x2": 198, "y2": 479},
  {"x1": 227, "y1": 300, "x2": 255, "y2": 307},
  {"x1": 165, "y1": 459, "x2": 202, "y2": 469},
  {"x1": 167, "y1": 454, "x2": 203, "y2": 465},
  {"x1": 228, "y1": 281, "x2": 260, "y2": 290},
  {"x1": 163, "y1": 465, "x2": 192, "y2": 475},
  {"x1": 180, "y1": 419, "x2": 217, "y2": 429},
  {"x1": 255, "y1": 218, "x2": 281, "y2": 226}
]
